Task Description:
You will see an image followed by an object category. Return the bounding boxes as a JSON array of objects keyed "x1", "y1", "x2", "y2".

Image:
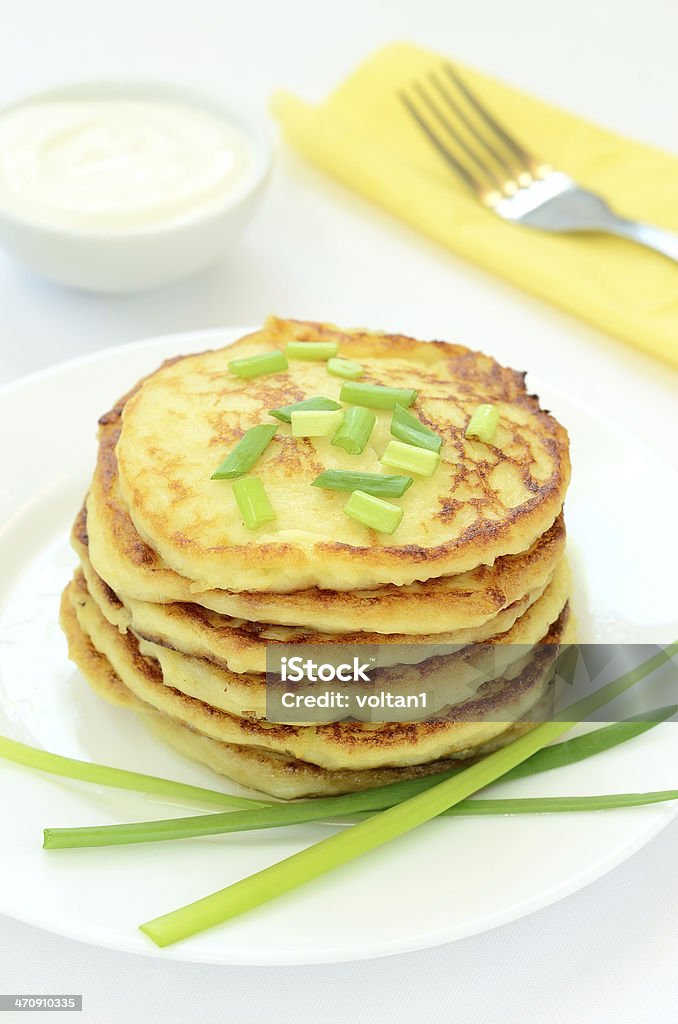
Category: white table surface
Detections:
[{"x1": 1, "y1": 0, "x2": 677, "y2": 1021}]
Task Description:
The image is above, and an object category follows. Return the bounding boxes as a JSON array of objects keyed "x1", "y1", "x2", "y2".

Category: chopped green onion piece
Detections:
[
  {"x1": 232, "y1": 477, "x2": 276, "y2": 529},
  {"x1": 291, "y1": 409, "x2": 344, "y2": 437},
  {"x1": 339, "y1": 381, "x2": 418, "y2": 410},
  {"x1": 286, "y1": 341, "x2": 338, "y2": 361},
  {"x1": 269, "y1": 397, "x2": 342, "y2": 423},
  {"x1": 381, "y1": 439, "x2": 440, "y2": 477},
  {"x1": 465, "y1": 403, "x2": 500, "y2": 444},
  {"x1": 327, "y1": 357, "x2": 364, "y2": 380},
  {"x1": 313, "y1": 470, "x2": 412, "y2": 498},
  {"x1": 391, "y1": 404, "x2": 442, "y2": 453},
  {"x1": 228, "y1": 351, "x2": 288, "y2": 379},
  {"x1": 330, "y1": 407, "x2": 375, "y2": 455},
  {"x1": 344, "y1": 490, "x2": 403, "y2": 534},
  {"x1": 211, "y1": 424, "x2": 278, "y2": 480}
]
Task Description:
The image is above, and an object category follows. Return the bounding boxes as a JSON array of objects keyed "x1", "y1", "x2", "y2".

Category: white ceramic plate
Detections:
[{"x1": 0, "y1": 327, "x2": 676, "y2": 966}]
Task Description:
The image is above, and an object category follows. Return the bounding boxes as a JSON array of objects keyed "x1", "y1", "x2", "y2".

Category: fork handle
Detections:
[{"x1": 601, "y1": 217, "x2": 678, "y2": 263}]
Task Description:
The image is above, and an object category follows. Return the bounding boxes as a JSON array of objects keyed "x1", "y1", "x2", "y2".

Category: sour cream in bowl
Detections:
[{"x1": 0, "y1": 82, "x2": 271, "y2": 292}]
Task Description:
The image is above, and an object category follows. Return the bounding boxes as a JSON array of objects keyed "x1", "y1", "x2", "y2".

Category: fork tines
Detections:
[{"x1": 399, "y1": 64, "x2": 548, "y2": 206}]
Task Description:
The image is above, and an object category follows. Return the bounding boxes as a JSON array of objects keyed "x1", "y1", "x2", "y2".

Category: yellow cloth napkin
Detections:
[{"x1": 272, "y1": 43, "x2": 678, "y2": 369}]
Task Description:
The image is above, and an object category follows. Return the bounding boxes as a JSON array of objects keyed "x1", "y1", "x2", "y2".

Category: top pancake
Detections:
[
  {"x1": 115, "y1": 317, "x2": 570, "y2": 592},
  {"x1": 85, "y1": 436, "x2": 565, "y2": 635}
]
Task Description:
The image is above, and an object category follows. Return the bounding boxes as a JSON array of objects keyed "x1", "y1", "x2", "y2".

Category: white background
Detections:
[{"x1": 0, "y1": 0, "x2": 677, "y2": 1021}]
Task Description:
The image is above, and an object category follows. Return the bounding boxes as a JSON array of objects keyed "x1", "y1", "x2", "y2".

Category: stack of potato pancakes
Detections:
[{"x1": 61, "y1": 317, "x2": 573, "y2": 799}]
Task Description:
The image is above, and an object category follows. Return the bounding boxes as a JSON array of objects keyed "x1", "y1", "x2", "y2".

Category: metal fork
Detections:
[{"x1": 400, "y1": 65, "x2": 678, "y2": 263}]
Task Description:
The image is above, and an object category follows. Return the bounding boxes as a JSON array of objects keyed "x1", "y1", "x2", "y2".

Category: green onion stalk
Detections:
[
  {"x1": 40, "y1": 706, "x2": 676, "y2": 851},
  {"x1": 0, "y1": 736, "x2": 268, "y2": 809},
  {"x1": 138, "y1": 644, "x2": 678, "y2": 946}
]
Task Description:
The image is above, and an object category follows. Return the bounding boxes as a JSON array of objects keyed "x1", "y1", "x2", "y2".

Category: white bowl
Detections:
[{"x1": 0, "y1": 81, "x2": 272, "y2": 293}]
